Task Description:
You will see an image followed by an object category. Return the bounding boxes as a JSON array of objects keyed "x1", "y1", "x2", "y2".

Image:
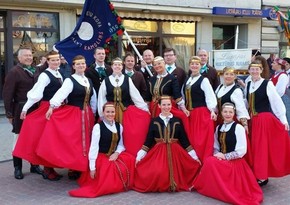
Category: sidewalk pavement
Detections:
[{"x1": 1, "y1": 116, "x2": 290, "y2": 204}]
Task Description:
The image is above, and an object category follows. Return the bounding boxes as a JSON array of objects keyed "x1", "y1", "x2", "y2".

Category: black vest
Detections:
[
  {"x1": 246, "y1": 80, "x2": 271, "y2": 113},
  {"x1": 67, "y1": 76, "x2": 93, "y2": 110},
  {"x1": 216, "y1": 84, "x2": 238, "y2": 111},
  {"x1": 217, "y1": 122, "x2": 237, "y2": 154},
  {"x1": 42, "y1": 70, "x2": 62, "y2": 101},
  {"x1": 105, "y1": 75, "x2": 133, "y2": 107},
  {"x1": 98, "y1": 121, "x2": 121, "y2": 154},
  {"x1": 183, "y1": 76, "x2": 206, "y2": 109}
]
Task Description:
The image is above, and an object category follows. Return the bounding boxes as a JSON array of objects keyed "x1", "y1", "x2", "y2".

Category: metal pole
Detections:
[
  {"x1": 123, "y1": 30, "x2": 153, "y2": 77},
  {"x1": 234, "y1": 25, "x2": 239, "y2": 50}
]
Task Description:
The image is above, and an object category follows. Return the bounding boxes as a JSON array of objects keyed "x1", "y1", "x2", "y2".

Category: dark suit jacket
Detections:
[
  {"x1": 2, "y1": 63, "x2": 39, "y2": 133},
  {"x1": 124, "y1": 69, "x2": 147, "y2": 99},
  {"x1": 201, "y1": 64, "x2": 220, "y2": 91},
  {"x1": 170, "y1": 66, "x2": 186, "y2": 91},
  {"x1": 85, "y1": 63, "x2": 112, "y2": 94}
]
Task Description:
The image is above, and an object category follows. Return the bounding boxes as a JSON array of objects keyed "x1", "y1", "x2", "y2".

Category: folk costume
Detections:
[
  {"x1": 134, "y1": 114, "x2": 200, "y2": 192},
  {"x1": 193, "y1": 122, "x2": 263, "y2": 205},
  {"x1": 246, "y1": 78, "x2": 290, "y2": 179},
  {"x1": 183, "y1": 75, "x2": 217, "y2": 162},
  {"x1": 69, "y1": 121, "x2": 134, "y2": 198},
  {"x1": 98, "y1": 74, "x2": 150, "y2": 156},
  {"x1": 146, "y1": 73, "x2": 189, "y2": 134},
  {"x1": 36, "y1": 74, "x2": 96, "y2": 171}
]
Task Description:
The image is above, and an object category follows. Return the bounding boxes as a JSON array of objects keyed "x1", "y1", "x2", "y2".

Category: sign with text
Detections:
[
  {"x1": 212, "y1": 7, "x2": 277, "y2": 20},
  {"x1": 213, "y1": 49, "x2": 252, "y2": 70}
]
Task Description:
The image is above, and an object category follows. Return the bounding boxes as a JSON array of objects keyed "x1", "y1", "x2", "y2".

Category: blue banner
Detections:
[
  {"x1": 54, "y1": 0, "x2": 124, "y2": 65},
  {"x1": 212, "y1": 7, "x2": 277, "y2": 20}
]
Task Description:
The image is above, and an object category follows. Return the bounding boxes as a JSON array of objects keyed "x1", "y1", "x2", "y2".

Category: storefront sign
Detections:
[
  {"x1": 213, "y1": 49, "x2": 252, "y2": 70},
  {"x1": 212, "y1": 7, "x2": 277, "y2": 20}
]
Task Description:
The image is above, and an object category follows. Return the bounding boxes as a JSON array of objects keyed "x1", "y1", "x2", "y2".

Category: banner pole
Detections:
[{"x1": 124, "y1": 30, "x2": 153, "y2": 77}]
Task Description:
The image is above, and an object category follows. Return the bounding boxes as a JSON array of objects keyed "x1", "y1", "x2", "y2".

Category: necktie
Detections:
[
  {"x1": 200, "y1": 65, "x2": 208, "y2": 74},
  {"x1": 127, "y1": 71, "x2": 133, "y2": 77},
  {"x1": 167, "y1": 66, "x2": 172, "y2": 72},
  {"x1": 24, "y1": 65, "x2": 36, "y2": 74},
  {"x1": 148, "y1": 65, "x2": 153, "y2": 70},
  {"x1": 97, "y1": 67, "x2": 106, "y2": 78}
]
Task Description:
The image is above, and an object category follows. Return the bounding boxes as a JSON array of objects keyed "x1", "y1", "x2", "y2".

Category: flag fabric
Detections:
[
  {"x1": 54, "y1": 0, "x2": 124, "y2": 65},
  {"x1": 274, "y1": 6, "x2": 290, "y2": 45}
]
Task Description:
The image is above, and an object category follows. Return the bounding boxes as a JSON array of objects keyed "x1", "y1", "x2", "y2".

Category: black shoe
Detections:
[
  {"x1": 14, "y1": 168, "x2": 24, "y2": 180},
  {"x1": 257, "y1": 179, "x2": 269, "y2": 187},
  {"x1": 30, "y1": 165, "x2": 44, "y2": 175},
  {"x1": 68, "y1": 170, "x2": 81, "y2": 180}
]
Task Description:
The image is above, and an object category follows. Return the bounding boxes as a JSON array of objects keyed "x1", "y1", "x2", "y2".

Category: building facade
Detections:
[{"x1": 0, "y1": 0, "x2": 286, "y2": 97}]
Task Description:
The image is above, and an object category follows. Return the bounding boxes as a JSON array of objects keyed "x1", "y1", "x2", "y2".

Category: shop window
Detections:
[
  {"x1": 11, "y1": 11, "x2": 59, "y2": 65},
  {"x1": 213, "y1": 25, "x2": 235, "y2": 49},
  {"x1": 163, "y1": 37, "x2": 195, "y2": 71},
  {"x1": 122, "y1": 20, "x2": 195, "y2": 70}
]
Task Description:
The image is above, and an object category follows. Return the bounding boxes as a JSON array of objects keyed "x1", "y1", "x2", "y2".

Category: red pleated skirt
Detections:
[
  {"x1": 134, "y1": 142, "x2": 200, "y2": 192},
  {"x1": 193, "y1": 156, "x2": 263, "y2": 205},
  {"x1": 122, "y1": 105, "x2": 151, "y2": 157},
  {"x1": 188, "y1": 107, "x2": 214, "y2": 162},
  {"x1": 36, "y1": 105, "x2": 95, "y2": 171},
  {"x1": 13, "y1": 101, "x2": 55, "y2": 167},
  {"x1": 250, "y1": 112, "x2": 290, "y2": 179},
  {"x1": 149, "y1": 100, "x2": 190, "y2": 136},
  {"x1": 69, "y1": 152, "x2": 135, "y2": 198}
]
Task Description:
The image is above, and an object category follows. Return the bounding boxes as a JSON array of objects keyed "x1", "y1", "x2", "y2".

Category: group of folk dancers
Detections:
[{"x1": 5, "y1": 47, "x2": 290, "y2": 205}]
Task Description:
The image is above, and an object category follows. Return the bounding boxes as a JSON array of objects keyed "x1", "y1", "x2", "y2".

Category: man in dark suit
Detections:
[
  {"x1": 2, "y1": 47, "x2": 43, "y2": 179},
  {"x1": 163, "y1": 48, "x2": 186, "y2": 90},
  {"x1": 197, "y1": 49, "x2": 220, "y2": 91},
  {"x1": 137, "y1": 49, "x2": 155, "y2": 82},
  {"x1": 123, "y1": 52, "x2": 147, "y2": 99},
  {"x1": 85, "y1": 47, "x2": 112, "y2": 120}
]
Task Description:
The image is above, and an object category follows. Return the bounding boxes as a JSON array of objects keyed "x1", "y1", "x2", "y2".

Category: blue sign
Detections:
[{"x1": 212, "y1": 7, "x2": 277, "y2": 20}]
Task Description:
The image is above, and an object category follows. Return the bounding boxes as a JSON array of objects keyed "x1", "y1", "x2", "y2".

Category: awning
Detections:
[{"x1": 118, "y1": 11, "x2": 202, "y2": 22}]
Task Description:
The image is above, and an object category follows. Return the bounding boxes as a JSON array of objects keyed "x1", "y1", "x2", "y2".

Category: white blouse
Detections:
[
  {"x1": 215, "y1": 83, "x2": 250, "y2": 120},
  {"x1": 50, "y1": 73, "x2": 97, "y2": 114},
  {"x1": 245, "y1": 78, "x2": 287, "y2": 124},
  {"x1": 22, "y1": 68, "x2": 63, "y2": 112},
  {"x1": 89, "y1": 121, "x2": 125, "y2": 171},
  {"x1": 183, "y1": 75, "x2": 217, "y2": 112},
  {"x1": 270, "y1": 72, "x2": 288, "y2": 97},
  {"x1": 98, "y1": 74, "x2": 148, "y2": 118},
  {"x1": 214, "y1": 122, "x2": 247, "y2": 158}
]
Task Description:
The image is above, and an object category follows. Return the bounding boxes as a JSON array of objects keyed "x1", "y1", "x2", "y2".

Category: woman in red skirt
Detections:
[
  {"x1": 134, "y1": 96, "x2": 201, "y2": 192},
  {"x1": 69, "y1": 102, "x2": 135, "y2": 198},
  {"x1": 245, "y1": 60, "x2": 290, "y2": 186},
  {"x1": 36, "y1": 55, "x2": 96, "y2": 172},
  {"x1": 182, "y1": 56, "x2": 217, "y2": 162},
  {"x1": 98, "y1": 57, "x2": 150, "y2": 157},
  {"x1": 193, "y1": 102, "x2": 263, "y2": 205}
]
